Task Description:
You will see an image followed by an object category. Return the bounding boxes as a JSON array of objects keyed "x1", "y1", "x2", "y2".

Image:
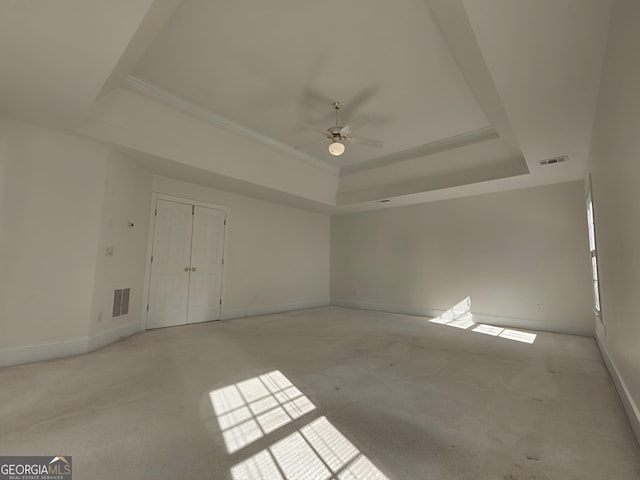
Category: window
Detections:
[{"x1": 586, "y1": 177, "x2": 601, "y2": 317}]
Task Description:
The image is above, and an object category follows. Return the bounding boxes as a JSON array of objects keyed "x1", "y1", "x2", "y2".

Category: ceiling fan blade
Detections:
[
  {"x1": 300, "y1": 89, "x2": 335, "y2": 110},
  {"x1": 294, "y1": 138, "x2": 328, "y2": 150},
  {"x1": 349, "y1": 135, "x2": 384, "y2": 148},
  {"x1": 348, "y1": 85, "x2": 379, "y2": 113},
  {"x1": 340, "y1": 116, "x2": 368, "y2": 134},
  {"x1": 299, "y1": 121, "x2": 329, "y2": 135}
]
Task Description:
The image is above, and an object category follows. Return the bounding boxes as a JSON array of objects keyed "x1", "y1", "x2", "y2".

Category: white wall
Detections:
[
  {"x1": 0, "y1": 118, "x2": 107, "y2": 351},
  {"x1": 89, "y1": 150, "x2": 152, "y2": 344},
  {"x1": 151, "y1": 176, "x2": 331, "y2": 319},
  {"x1": 331, "y1": 181, "x2": 594, "y2": 335},
  {"x1": 586, "y1": 0, "x2": 640, "y2": 442},
  {"x1": 0, "y1": 117, "x2": 154, "y2": 365},
  {"x1": 0, "y1": 116, "x2": 330, "y2": 366}
]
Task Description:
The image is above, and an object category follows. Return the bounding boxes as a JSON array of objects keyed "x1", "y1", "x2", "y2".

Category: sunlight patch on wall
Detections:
[
  {"x1": 429, "y1": 297, "x2": 471, "y2": 325},
  {"x1": 209, "y1": 370, "x2": 316, "y2": 453},
  {"x1": 429, "y1": 297, "x2": 537, "y2": 344},
  {"x1": 445, "y1": 313, "x2": 475, "y2": 329},
  {"x1": 231, "y1": 416, "x2": 388, "y2": 480}
]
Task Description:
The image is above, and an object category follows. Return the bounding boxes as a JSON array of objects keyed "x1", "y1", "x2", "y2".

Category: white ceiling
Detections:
[
  {"x1": 132, "y1": 0, "x2": 491, "y2": 168},
  {"x1": 0, "y1": 0, "x2": 613, "y2": 214},
  {"x1": 0, "y1": 0, "x2": 157, "y2": 128}
]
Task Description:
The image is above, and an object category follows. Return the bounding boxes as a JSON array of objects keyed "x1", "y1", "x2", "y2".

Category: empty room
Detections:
[{"x1": 1, "y1": 0, "x2": 639, "y2": 479}]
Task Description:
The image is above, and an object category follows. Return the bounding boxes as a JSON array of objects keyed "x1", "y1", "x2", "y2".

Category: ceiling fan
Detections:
[{"x1": 299, "y1": 102, "x2": 383, "y2": 156}]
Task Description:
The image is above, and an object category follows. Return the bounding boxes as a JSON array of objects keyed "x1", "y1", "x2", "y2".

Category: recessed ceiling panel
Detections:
[
  {"x1": 462, "y1": 0, "x2": 611, "y2": 170},
  {"x1": 133, "y1": 0, "x2": 490, "y2": 166}
]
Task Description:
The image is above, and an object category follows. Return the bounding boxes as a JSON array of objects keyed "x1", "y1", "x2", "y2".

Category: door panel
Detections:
[
  {"x1": 147, "y1": 200, "x2": 193, "y2": 329},
  {"x1": 187, "y1": 206, "x2": 225, "y2": 323}
]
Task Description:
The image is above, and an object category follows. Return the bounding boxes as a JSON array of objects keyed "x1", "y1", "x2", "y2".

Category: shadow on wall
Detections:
[
  {"x1": 209, "y1": 370, "x2": 389, "y2": 479},
  {"x1": 429, "y1": 297, "x2": 537, "y2": 344}
]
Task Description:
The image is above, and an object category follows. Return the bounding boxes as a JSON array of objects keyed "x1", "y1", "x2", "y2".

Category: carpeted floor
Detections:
[{"x1": 1, "y1": 307, "x2": 639, "y2": 479}]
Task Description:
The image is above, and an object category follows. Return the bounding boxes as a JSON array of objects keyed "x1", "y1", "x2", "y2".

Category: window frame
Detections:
[{"x1": 586, "y1": 175, "x2": 602, "y2": 319}]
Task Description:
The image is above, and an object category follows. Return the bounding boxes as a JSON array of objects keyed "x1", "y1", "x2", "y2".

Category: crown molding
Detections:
[
  {"x1": 340, "y1": 126, "x2": 499, "y2": 175},
  {"x1": 123, "y1": 75, "x2": 340, "y2": 175}
]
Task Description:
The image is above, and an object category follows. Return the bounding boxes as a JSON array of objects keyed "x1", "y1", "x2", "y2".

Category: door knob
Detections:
[
  {"x1": 191, "y1": 266, "x2": 197, "y2": 272},
  {"x1": 184, "y1": 267, "x2": 190, "y2": 272}
]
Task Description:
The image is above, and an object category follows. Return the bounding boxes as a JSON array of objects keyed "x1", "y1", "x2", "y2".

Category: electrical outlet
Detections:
[
  {"x1": 353, "y1": 289, "x2": 357, "y2": 297},
  {"x1": 536, "y1": 304, "x2": 543, "y2": 313}
]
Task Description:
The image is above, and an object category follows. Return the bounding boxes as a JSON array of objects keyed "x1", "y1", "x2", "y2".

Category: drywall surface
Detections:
[
  {"x1": 331, "y1": 181, "x2": 594, "y2": 335},
  {"x1": 89, "y1": 150, "x2": 152, "y2": 339},
  {"x1": 337, "y1": 137, "x2": 526, "y2": 205},
  {"x1": 151, "y1": 176, "x2": 330, "y2": 318},
  {"x1": 79, "y1": 88, "x2": 338, "y2": 206},
  {"x1": 586, "y1": 0, "x2": 640, "y2": 442},
  {"x1": 0, "y1": 117, "x2": 106, "y2": 348}
]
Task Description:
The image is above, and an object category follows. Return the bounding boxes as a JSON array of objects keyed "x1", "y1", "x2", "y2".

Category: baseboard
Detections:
[
  {"x1": 0, "y1": 336, "x2": 88, "y2": 368},
  {"x1": 329, "y1": 298, "x2": 594, "y2": 336},
  {"x1": 87, "y1": 322, "x2": 141, "y2": 352},
  {"x1": 330, "y1": 298, "x2": 444, "y2": 318},
  {"x1": 0, "y1": 321, "x2": 142, "y2": 368},
  {"x1": 596, "y1": 333, "x2": 640, "y2": 446},
  {"x1": 470, "y1": 312, "x2": 593, "y2": 337},
  {"x1": 222, "y1": 298, "x2": 330, "y2": 320}
]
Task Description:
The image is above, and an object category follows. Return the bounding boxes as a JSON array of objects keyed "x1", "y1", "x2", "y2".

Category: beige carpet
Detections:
[{"x1": 1, "y1": 307, "x2": 639, "y2": 479}]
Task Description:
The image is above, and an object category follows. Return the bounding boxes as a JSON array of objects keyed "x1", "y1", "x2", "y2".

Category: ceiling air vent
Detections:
[{"x1": 539, "y1": 155, "x2": 568, "y2": 166}]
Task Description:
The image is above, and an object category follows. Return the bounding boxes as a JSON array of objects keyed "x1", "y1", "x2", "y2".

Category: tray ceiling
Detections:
[
  {"x1": 0, "y1": 0, "x2": 613, "y2": 213},
  {"x1": 132, "y1": 0, "x2": 491, "y2": 169}
]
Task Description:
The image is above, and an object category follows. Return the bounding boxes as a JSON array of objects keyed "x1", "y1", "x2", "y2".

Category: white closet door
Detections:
[
  {"x1": 187, "y1": 206, "x2": 225, "y2": 323},
  {"x1": 147, "y1": 200, "x2": 193, "y2": 329}
]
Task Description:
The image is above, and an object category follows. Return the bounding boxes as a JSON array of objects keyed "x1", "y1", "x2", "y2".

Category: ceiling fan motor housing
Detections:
[
  {"x1": 328, "y1": 126, "x2": 349, "y2": 141},
  {"x1": 299, "y1": 100, "x2": 383, "y2": 153}
]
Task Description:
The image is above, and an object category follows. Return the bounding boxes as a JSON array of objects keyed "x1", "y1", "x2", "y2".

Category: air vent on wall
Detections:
[
  {"x1": 121, "y1": 288, "x2": 130, "y2": 315},
  {"x1": 112, "y1": 288, "x2": 131, "y2": 317},
  {"x1": 539, "y1": 155, "x2": 568, "y2": 166}
]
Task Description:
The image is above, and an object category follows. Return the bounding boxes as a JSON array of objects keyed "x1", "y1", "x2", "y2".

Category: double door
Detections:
[{"x1": 147, "y1": 199, "x2": 226, "y2": 329}]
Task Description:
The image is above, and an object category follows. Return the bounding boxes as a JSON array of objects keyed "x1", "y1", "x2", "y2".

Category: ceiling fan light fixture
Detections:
[{"x1": 328, "y1": 141, "x2": 345, "y2": 156}]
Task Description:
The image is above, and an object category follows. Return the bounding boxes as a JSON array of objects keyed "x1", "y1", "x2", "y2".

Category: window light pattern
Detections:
[
  {"x1": 472, "y1": 324, "x2": 503, "y2": 336},
  {"x1": 338, "y1": 455, "x2": 389, "y2": 480},
  {"x1": 445, "y1": 313, "x2": 475, "y2": 330},
  {"x1": 231, "y1": 417, "x2": 388, "y2": 480},
  {"x1": 429, "y1": 298, "x2": 537, "y2": 344},
  {"x1": 209, "y1": 370, "x2": 316, "y2": 453},
  {"x1": 498, "y1": 328, "x2": 537, "y2": 344},
  {"x1": 429, "y1": 297, "x2": 471, "y2": 325},
  {"x1": 470, "y1": 324, "x2": 536, "y2": 343}
]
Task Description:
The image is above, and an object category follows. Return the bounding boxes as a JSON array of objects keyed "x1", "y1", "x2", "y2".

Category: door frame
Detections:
[{"x1": 141, "y1": 193, "x2": 229, "y2": 331}]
